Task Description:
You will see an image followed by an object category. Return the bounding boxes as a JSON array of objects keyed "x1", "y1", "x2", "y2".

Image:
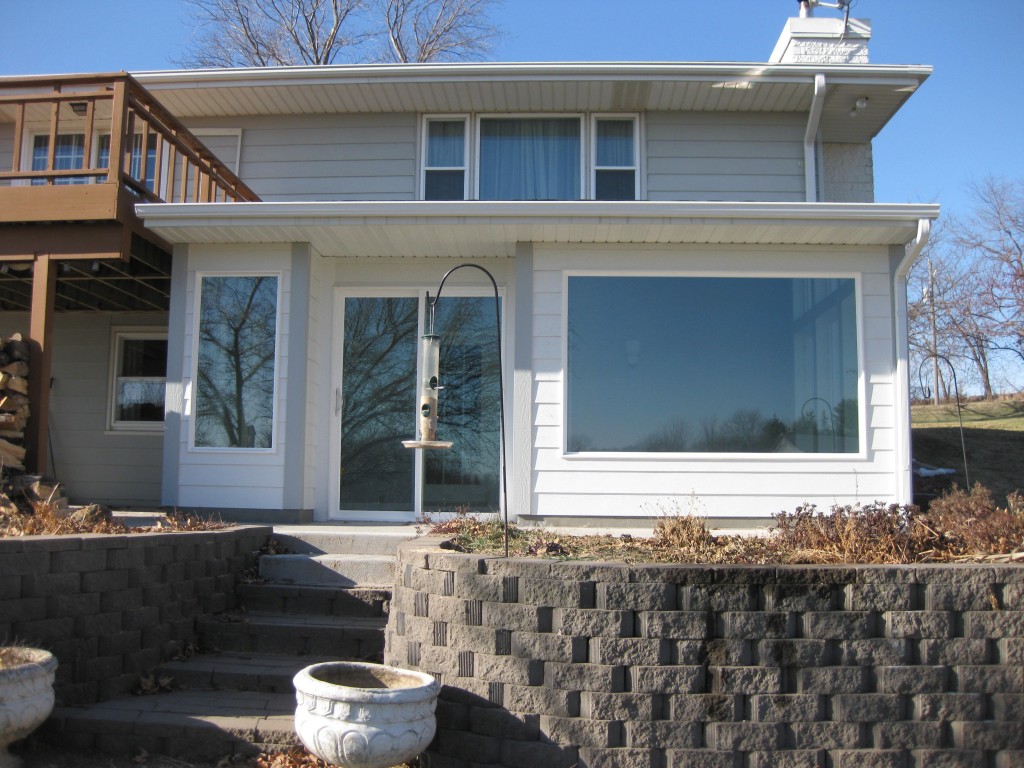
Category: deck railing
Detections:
[{"x1": 0, "y1": 73, "x2": 259, "y2": 204}]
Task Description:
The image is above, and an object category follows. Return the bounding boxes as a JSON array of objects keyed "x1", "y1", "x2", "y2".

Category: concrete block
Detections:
[
  {"x1": 765, "y1": 582, "x2": 835, "y2": 612},
  {"x1": 520, "y1": 577, "x2": 596, "y2": 609},
  {"x1": 597, "y1": 582, "x2": 675, "y2": 612},
  {"x1": 436, "y1": 728, "x2": 501, "y2": 763},
  {"x1": 436, "y1": 699, "x2": 471, "y2": 731},
  {"x1": 106, "y1": 547, "x2": 147, "y2": 570},
  {"x1": 877, "y1": 665, "x2": 948, "y2": 694},
  {"x1": 665, "y1": 750, "x2": 736, "y2": 768},
  {"x1": 838, "y1": 638, "x2": 909, "y2": 666},
  {"x1": 914, "y1": 693, "x2": 985, "y2": 721},
  {"x1": 833, "y1": 694, "x2": 904, "y2": 722},
  {"x1": 884, "y1": 611, "x2": 954, "y2": 639},
  {"x1": 927, "y1": 582, "x2": 1001, "y2": 612},
  {"x1": 991, "y1": 693, "x2": 1024, "y2": 722},
  {"x1": 750, "y1": 750, "x2": 826, "y2": 768},
  {"x1": 102, "y1": 587, "x2": 143, "y2": 614},
  {"x1": 790, "y1": 722, "x2": 862, "y2": 749},
  {"x1": 670, "y1": 693, "x2": 737, "y2": 723},
  {"x1": 12, "y1": 616, "x2": 74, "y2": 647},
  {"x1": 707, "y1": 722, "x2": 782, "y2": 751},
  {"x1": 625, "y1": 721, "x2": 700, "y2": 749},
  {"x1": 909, "y1": 749, "x2": 987, "y2": 767},
  {"x1": 545, "y1": 661, "x2": 625, "y2": 693},
  {"x1": 833, "y1": 750, "x2": 908, "y2": 768},
  {"x1": 81, "y1": 654, "x2": 124, "y2": 682},
  {"x1": 712, "y1": 666, "x2": 782, "y2": 695},
  {"x1": 963, "y1": 611, "x2": 1024, "y2": 639},
  {"x1": 750, "y1": 694, "x2": 823, "y2": 722},
  {"x1": 98, "y1": 630, "x2": 143, "y2": 657},
  {"x1": 638, "y1": 611, "x2": 711, "y2": 639},
  {"x1": 953, "y1": 665, "x2": 1024, "y2": 693},
  {"x1": 579, "y1": 747, "x2": 657, "y2": 768},
  {"x1": 630, "y1": 665, "x2": 704, "y2": 694},
  {"x1": 555, "y1": 608, "x2": 633, "y2": 637},
  {"x1": 47, "y1": 591, "x2": 101, "y2": 618},
  {"x1": 512, "y1": 631, "x2": 583, "y2": 663},
  {"x1": 473, "y1": 653, "x2": 543, "y2": 686},
  {"x1": 470, "y1": 707, "x2": 538, "y2": 740},
  {"x1": 873, "y1": 721, "x2": 944, "y2": 749},
  {"x1": 999, "y1": 638, "x2": 1024, "y2": 665},
  {"x1": 797, "y1": 666, "x2": 867, "y2": 694},
  {"x1": 500, "y1": 739, "x2": 577, "y2": 768},
  {"x1": 540, "y1": 715, "x2": 622, "y2": 748},
  {"x1": 123, "y1": 605, "x2": 160, "y2": 631},
  {"x1": 996, "y1": 752, "x2": 1024, "y2": 768},
  {"x1": 73, "y1": 611, "x2": 123, "y2": 638},
  {"x1": 590, "y1": 637, "x2": 668, "y2": 666},
  {"x1": 52, "y1": 548, "x2": 107, "y2": 573},
  {"x1": 504, "y1": 685, "x2": 580, "y2": 718},
  {"x1": 478, "y1": 556, "x2": 550, "y2": 578},
  {"x1": 920, "y1": 638, "x2": 990, "y2": 666},
  {"x1": 803, "y1": 611, "x2": 875, "y2": 639},
  {"x1": 952, "y1": 720, "x2": 1024, "y2": 750},
  {"x1": 482, "y1": 601, "x2": 548, "y2": 632},
  {"x1": 452, "y1": 573, "x2": 503, "y2": 602},
  {"x1": 701, "y1": 639, "x2": 751, "y2": 666},
  {"x1": 759, "y1": 639, "x2": 831, "y2": 667},
  {"x1": 845, "y1": 582, "x2": 914, "y2": 611},
  {"x1": 580, "y1": 692, "x2": 658, "y2": 721},
  {"x1": 548, "y1": 562, "x2": 629, "y2": 583},
  {"x1": 21, "y1": 572, "x2": 81, "y2": 598},
  {"x1": 681, "y1": 584, "x2": 755, "y2": 612}
]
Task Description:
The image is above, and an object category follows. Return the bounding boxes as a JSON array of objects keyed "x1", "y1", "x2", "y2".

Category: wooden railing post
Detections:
[
  {"x1": 106, "y1": 79, "x2": 128, "y2": 185},
  {"x1": 27, "y1": 253, "x2": 57, "y2": 476}
]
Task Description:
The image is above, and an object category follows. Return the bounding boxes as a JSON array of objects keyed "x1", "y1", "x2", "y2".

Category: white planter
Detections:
[
  {"x1": 293, "y1": 661, "x2": 439, "y2": 768},
  {"x1": 0, "y1": 648, "x2": 57, "y2": 768}
]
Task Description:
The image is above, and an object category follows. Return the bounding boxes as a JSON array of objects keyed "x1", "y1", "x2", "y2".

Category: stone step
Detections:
[
  {"x1": 259, "y1": 553, "x2": 395, "y2": 587},
  {"x1": 199, "y1": 611, "x2": 386, "y2": 659},
  {"x1": 155, "y1": 651, "x2": 344, "y2": 694},
  {"x1": 43, "y1": 689, "x2": 298, "y2": 761},
  {"x1": 271, "y1": 524, "x2": 419, "y2": 556},
  {"x1": 236, "y1": 582, "x2": 390, "y2": 617}
]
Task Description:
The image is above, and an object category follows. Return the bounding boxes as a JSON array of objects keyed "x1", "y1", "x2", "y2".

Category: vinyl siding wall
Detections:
[
  {"x1": 0, "y1": 312, "x2": 166, "y2": 506},
  {"x1": 645, "y1": 112, "x2": 807, "y2": 202},
  {"x1": 529, "y1": 243, "x2": 898, "y2": 520},
  {"x1": 184, "y1": 114, "x2": 418, "y2": 202}
]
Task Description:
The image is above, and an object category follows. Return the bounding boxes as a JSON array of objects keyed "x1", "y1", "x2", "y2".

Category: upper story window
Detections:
[
  {"x1": 421, "y1": 114, "x2": 639, "y2": 201},
  {"x1": 30, "y1": 132, "x2": 156, "y2": 192}
]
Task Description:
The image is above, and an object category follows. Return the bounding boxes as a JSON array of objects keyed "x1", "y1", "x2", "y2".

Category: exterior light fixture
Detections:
[
  {"x1": 69, "y1": 101, "x2": 89, "y2": 117},
  {"x1": 849, "y1": 97, "x2": 869, "y2": 117},
  {"x1": 402, "y1": 263, "x2": 510, "y2": 557}
]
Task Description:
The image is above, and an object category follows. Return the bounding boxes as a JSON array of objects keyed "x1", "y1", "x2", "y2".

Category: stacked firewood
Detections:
[{"x1": 0, "y1": 333, "x2": 30, "y2": 471}]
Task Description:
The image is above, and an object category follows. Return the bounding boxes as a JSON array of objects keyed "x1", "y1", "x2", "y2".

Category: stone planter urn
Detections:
[
  {"x1": 293, "y1": 661, "x2": 439, "y2": 768},
  {"x1": 0, "y1": 647, "x2": 57, "y2": 768}
]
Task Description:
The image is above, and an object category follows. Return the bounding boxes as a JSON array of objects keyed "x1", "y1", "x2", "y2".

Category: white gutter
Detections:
[
  {"x1": 892, "y1": 217, "x2": 933, "y2": 505},
  {"x1": 804, "y1": 74, "x2": 827, "y2": 203}
]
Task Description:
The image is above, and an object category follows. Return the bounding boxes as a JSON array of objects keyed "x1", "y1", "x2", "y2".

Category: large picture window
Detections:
[
  {"x1": 567, "y1": 275, "x2": 859, "y2": 454},
  {"x1": 194, "y1": 275, "x2": 279, "y2": 449}
]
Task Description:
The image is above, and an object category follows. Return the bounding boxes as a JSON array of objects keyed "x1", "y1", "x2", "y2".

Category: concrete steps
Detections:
[{"x1": 43, "y1": 524, "x2": 416, "y2": 761}]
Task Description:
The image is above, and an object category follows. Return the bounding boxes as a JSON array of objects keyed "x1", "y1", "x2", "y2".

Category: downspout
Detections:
[
  {"x1": 804, "y1": 74, "x2": 827, "y2": 202},
  {"x1": 892, "y1": 218, "x2": 932, "y2": 505}
]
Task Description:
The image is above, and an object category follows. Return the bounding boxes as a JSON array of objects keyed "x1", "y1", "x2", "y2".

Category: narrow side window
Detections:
[
  {"x1": 594, "y1": 118, "x2": 637, "y2": 200},
  {"x1": 424, "y1": 119, "x2": 467, "y2": 200}
]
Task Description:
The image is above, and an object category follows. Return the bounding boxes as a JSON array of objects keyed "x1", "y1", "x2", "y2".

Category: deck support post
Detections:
[{"x1": 27, "y1": 253, "x2": 56, "y2": 476}]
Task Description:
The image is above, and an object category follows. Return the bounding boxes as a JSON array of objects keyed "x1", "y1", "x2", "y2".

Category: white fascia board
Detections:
[{"x1": 137, "y1": 200, "x2": 940, "y2": 226}]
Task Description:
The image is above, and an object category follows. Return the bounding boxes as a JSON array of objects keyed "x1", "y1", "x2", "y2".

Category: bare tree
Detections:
[
  {"x1": 374, "y1": 0, "x2": 501, "y2": 63},
  {"x1": 179, "y1": 0, "x2": 499, "y2": 67}
]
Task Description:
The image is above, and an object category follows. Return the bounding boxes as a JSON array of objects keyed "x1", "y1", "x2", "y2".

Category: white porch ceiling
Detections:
[{"x1": 138, "y1": 201, "x2": 940, "y2": 258}]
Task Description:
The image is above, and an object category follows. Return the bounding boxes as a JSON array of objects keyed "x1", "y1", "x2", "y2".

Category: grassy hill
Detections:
[{"x1": 912, "y1": 399, "x2": 1024, "y2": 504}]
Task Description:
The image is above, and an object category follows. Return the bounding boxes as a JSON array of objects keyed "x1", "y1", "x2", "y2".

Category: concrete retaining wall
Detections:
[
  {"x1": 0, "y1": 526, "x2": 270, "y2": 706},
  {"x1": 385, "y1": 539, "x2": 1024, "y2": 768}
]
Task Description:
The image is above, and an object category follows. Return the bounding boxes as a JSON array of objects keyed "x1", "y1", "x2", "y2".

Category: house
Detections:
[{"x1": 0, "y1": 9, "x2": 938, "y2": 528}]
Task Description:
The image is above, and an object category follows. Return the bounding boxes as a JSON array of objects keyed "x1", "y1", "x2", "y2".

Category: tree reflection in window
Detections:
[{"x1": 195, "y1": 275, "x2": 278, "y2": 448}]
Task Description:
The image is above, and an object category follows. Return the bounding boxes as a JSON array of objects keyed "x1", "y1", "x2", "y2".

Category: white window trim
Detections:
[
  {"x1": 560, "y1": 269, "x2": 867, "y2": 461},
  {"x1": 188, "y1": 271, "x2": 283, "y2": 454},
  {"x1": 590, "y1": 114, "x2": 641, "y2": 201},
  {"x1": 419, "y1": 113, "x2": 643, "y2": 201},
  {"x1": 107, "y1": 327, "x2": 168, "y2": 434},
  {"x1": 420, "y1": 115, "x2": 469, "y2": 201}
]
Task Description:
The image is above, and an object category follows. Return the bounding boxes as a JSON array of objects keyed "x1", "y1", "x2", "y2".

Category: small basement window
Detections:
[{"x1": 109, "y1": 330, "x2": 167, "y2": 431}]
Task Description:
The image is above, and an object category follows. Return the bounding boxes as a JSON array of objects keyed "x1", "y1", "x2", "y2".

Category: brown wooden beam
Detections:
[
  {"x1": 27, "y1": 253, "x2": 56, "y2": 476},
  {"x1": 0, "y1": 223, "x2": 128, "y2": 260}
]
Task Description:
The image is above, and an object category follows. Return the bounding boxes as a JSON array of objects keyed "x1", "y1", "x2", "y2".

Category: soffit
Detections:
[
  {"x1": 132, "y1": 63, "x2": 930, "y2": 144},
  {"x1": 138, "y1": 201, "x2": 939, "y2": 259}
]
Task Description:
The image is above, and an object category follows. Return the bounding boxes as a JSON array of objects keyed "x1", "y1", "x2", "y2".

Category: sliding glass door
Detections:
[{"x1": 335, "y1": 291, "x2": 501, "y2": 519}]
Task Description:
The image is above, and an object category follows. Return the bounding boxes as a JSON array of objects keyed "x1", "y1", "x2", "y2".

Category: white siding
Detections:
[
  {"x1": 0, "y1": 312, "x2": 166, "y2": 506},
  {"x1": 185, "y1": 114, "x2": 417, "y2": 202},
  {"x1": 176, "y1": 244, "x2": 293, "y2": 509},
  {"x1": 529, "y1": 244, "x2": 898, "y2": 520},
  {"x1": 645, "y1": 112, "x2": 806, "y2": 202}
]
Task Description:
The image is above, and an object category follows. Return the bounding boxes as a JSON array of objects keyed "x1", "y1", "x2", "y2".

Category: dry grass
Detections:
[
  {"x1": 430, "y1": 485, "x2": 1024, "y2": 565},
  {"x1": 0, "y1": 501, "x2": 226, "y2": 538}
]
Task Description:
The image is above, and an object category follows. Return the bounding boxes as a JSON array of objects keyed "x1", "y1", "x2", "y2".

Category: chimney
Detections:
[{"x1": 770, "y1": 2, "x2": 871, "y2": 64}]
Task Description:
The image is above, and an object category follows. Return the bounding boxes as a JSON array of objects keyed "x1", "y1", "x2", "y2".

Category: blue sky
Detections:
[{"x1": 1, "y1": 0, "x2": 1021, "y2": 218}]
